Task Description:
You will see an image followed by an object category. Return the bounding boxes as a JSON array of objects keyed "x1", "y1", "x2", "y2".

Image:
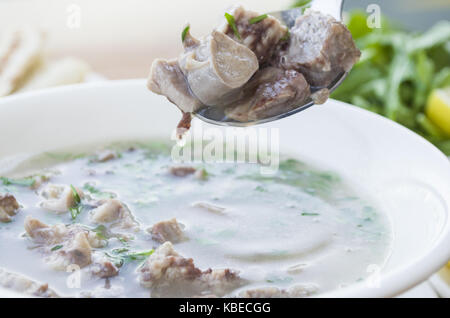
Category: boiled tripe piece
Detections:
[
  {"x1": 0, "y1": 27, "x2": 44, "y2": 96},
  {"x1": 148, "y1": 218, "x2": 185, "y2": 243},
  {"x1": 90, "y1": 199, "x2": 139, "y2": 231},
  {"x1": 0, "y1": 267, "x2": 58, "y2": 298},
  {"x1": 148, "y1": 58, "x2": 203, "y2": 113},
  {"x1": 178, "y1": 30, "x2": 258, "y2": 106},
  {"x1": 16, "y1": 57, "x2": 89, "y2": 93},
  {"x1": 149, "y1": 30, "x2": 258, "y2": 113}
]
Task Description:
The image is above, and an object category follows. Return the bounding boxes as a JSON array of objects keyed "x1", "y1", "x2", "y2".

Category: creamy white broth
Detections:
[{"x1": 0, "y1": 141, "x2": 392, "y2": 297}]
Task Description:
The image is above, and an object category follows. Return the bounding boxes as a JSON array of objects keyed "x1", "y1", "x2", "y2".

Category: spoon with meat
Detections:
[{"x1": 148, "y1": 1, "x2": 359, "y2": 131}]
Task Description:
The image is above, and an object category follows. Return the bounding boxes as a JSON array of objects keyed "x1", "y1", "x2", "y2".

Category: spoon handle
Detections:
[{"x1": 268, "y1": 0, "x2": 344, "y2": 29}]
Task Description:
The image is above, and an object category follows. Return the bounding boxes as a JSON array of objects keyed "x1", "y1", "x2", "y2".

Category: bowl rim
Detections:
[{"x1": 0, "y1": 79, "x2": 449, "y2": 298}]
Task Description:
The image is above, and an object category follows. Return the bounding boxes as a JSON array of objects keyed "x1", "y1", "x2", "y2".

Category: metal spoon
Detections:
[{"x1": 194, "y1": 0, "x2": 345, "y2": 127}]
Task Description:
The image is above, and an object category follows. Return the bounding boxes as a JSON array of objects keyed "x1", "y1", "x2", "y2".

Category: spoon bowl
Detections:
[{"x1": 195, "y1": 0, "x2": 345, "y2": 127}]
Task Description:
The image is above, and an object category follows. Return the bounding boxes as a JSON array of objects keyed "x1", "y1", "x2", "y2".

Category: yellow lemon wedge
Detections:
[{"x1": 426, "y1": 88, "x2": 450, "y2": 137}]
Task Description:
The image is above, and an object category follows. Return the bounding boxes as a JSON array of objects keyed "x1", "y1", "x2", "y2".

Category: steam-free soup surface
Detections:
[{"x1": 0, "y1": 142, "x2": 391, "y2": 297}]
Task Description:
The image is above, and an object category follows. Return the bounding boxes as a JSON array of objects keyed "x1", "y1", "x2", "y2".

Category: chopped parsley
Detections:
[
  {"x1": 301, "y1": 212, "x2": 320, "y2": 216},
  {"x1": 0, "y1": 177, "x2": 35, "y2": 187},
  {"x1": 92, "y1": 225, "x2": 109, "y2": 240},
  {"x1": 105, "y1": 249, "x2": 154, "y2": 267},
  {"x1": 69, "y1": 185, "x2": 82, "y2": 220},
  {"x1": 281, "y1": 29, "x2": 290, "y2": 41},
  {"x1": 249, "y1": 14, "x2": 268, "y2": 24},
  {"x1": 51, "y1": 245, "x2": 63, "y2": 251},
  {"x1": 182, "y1": 25, "x2": 190, "y2": 42},
  {"x1": 225, "y1": 13, "x2": 241, "y2": 40}
]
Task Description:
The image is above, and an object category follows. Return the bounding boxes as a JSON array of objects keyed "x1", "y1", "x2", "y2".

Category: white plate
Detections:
[{"x1": 0, "y1": 79, "x2": 449, "y2": 298}]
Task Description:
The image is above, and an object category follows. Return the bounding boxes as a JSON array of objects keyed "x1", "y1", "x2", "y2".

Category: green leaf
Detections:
[
  {"x1": 51, "y1": 245, "x2": 63, "y2": 251},
  {"x1": 92, "y1": 225, "x2": 109, "y2": 240},
  {"x1": 70, "y1": 185, "x2": 81, "y2": 205},
  {"x1": 407, "y1": 21, "x2": 450, "y2": 53},
  {"x1": 301, "y1": 212, "x2": 320, "y2": 216},
  {"x1": 105, "y1": 249, "x2": 154, "y2": 267},
  {"x1": 249, "y1": 14, "x2": 268, "y2": 25},
  {"x1": 0, "y1": 177, "x2": 35, "y2": 187},
  {"x1": 225, "y1": 13, "x2": 241, "y2": 40},
  {"x1": 181, "y1": 25, "x2": 190, "y2": 42},
  {"x1": 280, "y1": 29, "x2": 290, "y2": 42},
  {"x1": 69, "y1": 185, "x2": 82, "y2": 220},
  {"x1": 291, "y1": 0, "x2": 312, "y2": 9}
]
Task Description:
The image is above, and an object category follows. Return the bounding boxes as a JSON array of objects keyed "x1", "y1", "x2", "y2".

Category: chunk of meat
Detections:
[
  {"x1": 24, "y1": 216, "x2": 107, "y2": 271},
  {"x1": 311, "y1": 88, "x2": 330, "y2": 105},
  {"x1": 276, "y1": 10, "x2": 360, "y2": 87},
  {"x1": 176, "y1": 112, "x2": 192, "y2": 140},
  {"x1": 90, "y1": 199, "x2": 139, "y2": 231},
  {"x1": 218, "y1": 5, "x2": 288, "y2": 64},
  {"x1": 178, "y1": 30, "x2": 258, "y2": 106},
  {"x1": 226, "y1": 67, "x2": 310, "y2": 121},
  {"x1": 149, "y1": 218, "x2": 185, "y2": 243},
  {"x1": 239, "y1": 284, "x2": 319, "y2": 298},
  {"x1": 168, "y1": 166, "x2": 197, "y2": 177},
  {"x1": 138, "y1": 242, "x2": 243, "y2": 297},
  {"x1": 58, "y1": 231, "x2": 92, "y2": 268},
  {"x1": 239, "y1": 286, "x2": 284, "y2": 298},
  {"x1": 95, "y1": 150, "x2": 118, "y2": 163},
  {"x1": 39, "y1": 184, "x2": 83, "y2": 213},
  {"x1": 90, "y1": 259, "x2": 119, "y2": 279},
  {"x1": 0, "y1": 268, "x2": 58, "y2": 298},
  {"x1": 200, "y1": 268, "x2": 242, "y2": 296},
  {"x1": 138, "y1": 242, "x2": 201, "y2": 288},
  {"x1": 148, "y1": 58, "x2": 202, "y2": 114},
  {"x1": 0, "y1": 193, "x2": 20, "y2": 222}
]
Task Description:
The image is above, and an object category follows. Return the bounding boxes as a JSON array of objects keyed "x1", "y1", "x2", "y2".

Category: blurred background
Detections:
[{"x1": 0, "y1": 0, "x2": 448, "y2": 78}]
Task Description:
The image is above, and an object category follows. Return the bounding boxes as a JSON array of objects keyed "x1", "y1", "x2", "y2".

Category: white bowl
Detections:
[{"x1": 0, "y1": 79, "x2": 449, "y2": 298}]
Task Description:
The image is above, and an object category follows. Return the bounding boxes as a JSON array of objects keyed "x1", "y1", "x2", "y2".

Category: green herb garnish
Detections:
[
  {"x1": 249, "y1": 14, "x2": 268, "y2": 25},
  {"x1": 281, "y1": 29, "x2": 290, "y2": 41},
  {"x1": 292, "y1": 0, "x2": 312, "y2": 8},
  {"x1": 181, "y1": 25, "x2": 190, "y2": 42},
  {"x1": 301, "y1": 212, "x2": 320, "y2": 216},
  {"x1": 69, "y1": 185, "x2": 82, "y2": 220},
  {"x1": 0, "y1": 177, "x2": 35, "y2": 187},
  {"x1": 225, "y1": 13, "x2": 241, "y2": 40},
  {"x1": 83, "y1": 183, "x2": 116, "y2": 199},
  {"x1": 105, "y1": 249, "x2": 154, "y2": 267},
  {"x1": 51, "y1": 245, "x2": 63, "y2": 251},
  {"x1": 292, "y1": 0, "x2": 312, "y2": 13},
  {"x1": 92, "y1": 225, "x2": 109, "y2": 240}
]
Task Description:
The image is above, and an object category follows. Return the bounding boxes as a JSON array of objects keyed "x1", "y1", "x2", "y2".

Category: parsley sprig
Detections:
[
  {"x1": 105, "y1": 248, "x2": 154, "y2": 267},
  {"x1": 225, "y1": 13, "x2": 241, "y2": 40},
  {"x1": 182, "y1": 25, "x2": 190, "y2": 42},
  {"x1": 1, "y1": 177, "x2": 35, "y2": 187},
  {"x1": 69, "y1": 185, "x2": 83, "y2": 220},
  {"x1": 249, "y1": 14, "x2": 268, "y2": 24}
]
